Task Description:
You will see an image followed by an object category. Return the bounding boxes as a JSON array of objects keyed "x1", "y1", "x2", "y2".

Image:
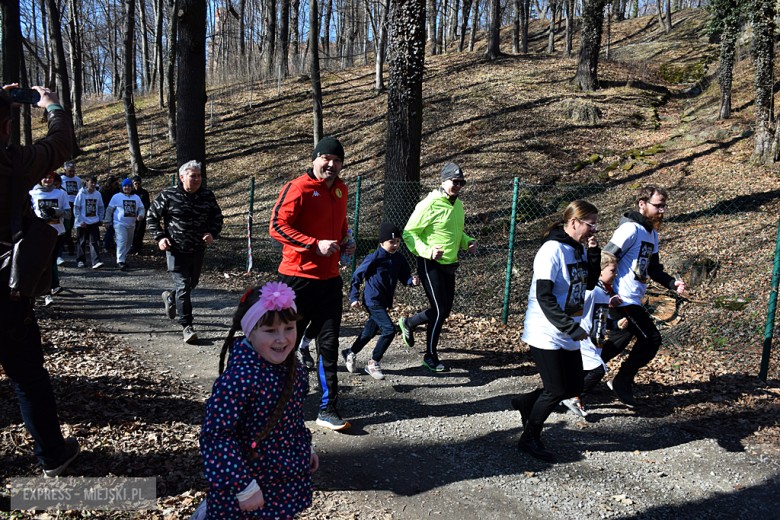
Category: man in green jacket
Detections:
[{"x1": 399, "y1": 162, "x2": 477, "y2": 372}]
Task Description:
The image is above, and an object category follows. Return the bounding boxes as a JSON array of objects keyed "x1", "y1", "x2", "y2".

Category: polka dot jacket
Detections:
[{"x1": 200, "y1": 337, "x2": 312, "y2": 518}]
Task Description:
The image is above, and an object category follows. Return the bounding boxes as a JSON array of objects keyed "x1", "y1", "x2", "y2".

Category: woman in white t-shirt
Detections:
[
  {"x1": 105, "y1": 179, "x2": 145, "y2": 270},
  {"x1": 29, "y1": 172, "x2": 71, "y2": 305},
  {"x1": 512, "y1": 200, "x2": 601, "y2": 462}
]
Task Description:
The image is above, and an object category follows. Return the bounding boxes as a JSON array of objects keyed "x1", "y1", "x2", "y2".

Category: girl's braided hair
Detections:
[{"x1": 218, "y1": 285, "x2": 302, "y2": 458}]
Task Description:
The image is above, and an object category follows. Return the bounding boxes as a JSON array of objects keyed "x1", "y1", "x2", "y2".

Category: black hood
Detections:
[
  {"x1": 542, "y1": 225, "x2": 582, "y2": 251},
  {"x1": 620, "y1": 211, "x2": 654, "y2": 232}
]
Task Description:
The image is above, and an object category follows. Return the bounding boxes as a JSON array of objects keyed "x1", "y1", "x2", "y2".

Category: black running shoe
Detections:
[
  {"x1": 398, "y1": 317, "x2": 415, "y2": 348},
  {"x1": 299, "y1": 348, "x2": 316, "y2": 371},
  {"x1": 608, "y1": 376, "x2": 639, "y2": 408},
  {"x1": 517, "y1": 435, "x2": 555, "y2": 462}
]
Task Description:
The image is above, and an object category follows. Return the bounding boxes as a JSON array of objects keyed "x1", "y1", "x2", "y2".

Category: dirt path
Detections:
[{"x1": 52, "y1": 257, "x2": 780, "y2": 520}]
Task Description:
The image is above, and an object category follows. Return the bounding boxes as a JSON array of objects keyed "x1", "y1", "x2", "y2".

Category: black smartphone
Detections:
[{"x1": 9, "y1": 88, "x2": 41, "y2": 105}]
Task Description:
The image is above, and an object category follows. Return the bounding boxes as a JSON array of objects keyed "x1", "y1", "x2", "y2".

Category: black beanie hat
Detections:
[
  {"x1": 378, "y1": 222, "x2": 402, "y2": 243},
  {"x1": 440, "y1": 162, "x2": 466, "y2": 183},
  {"x1": 312, "y1": 136, "x2": 345, "y2": 162}
]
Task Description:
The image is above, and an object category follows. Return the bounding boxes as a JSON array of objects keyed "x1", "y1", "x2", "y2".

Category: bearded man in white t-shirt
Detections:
[{"x1": 601, "y1": 186, "x2": 685, "y2": 408}]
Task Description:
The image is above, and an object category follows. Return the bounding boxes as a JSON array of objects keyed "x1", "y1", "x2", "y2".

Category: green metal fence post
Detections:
[
  {"x1": 759, "y1": 214, "x2": 780, "y2": 381},
  {"x1": 502, "y1": 178, "x2": 520, "y2": 324},
  {"x1": 171, "y1": 173, "x2": 176, "y2": 187},
  {"x1": 350, "y1": 176, "x2": 362, "y2": 277},
  {"x1": 247, "y1": 176, "x2": 255, "y2": 272}
]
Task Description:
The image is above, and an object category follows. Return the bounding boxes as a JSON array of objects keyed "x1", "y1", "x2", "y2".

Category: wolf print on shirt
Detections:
[
  {"x1": 633, "y1": 241, "x2": 653, "y2": 283},
  {"x1": 564, "y1": 261, "x2": 588, "y2": 316}
]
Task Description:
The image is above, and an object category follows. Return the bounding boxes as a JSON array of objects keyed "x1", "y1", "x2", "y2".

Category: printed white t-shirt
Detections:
[
  {"x1": 29, "y1": 187, "x2": 69, "y2": 235},
  {"x1": 609, "y1": 221, "x2": 659, "y2": 305},
  {"x1": 74, "y1": 188, "x2": 104, "y2": 226},
  {"x1": 60, "y1": 175, "x2": 82, "y2": 203},
  {"x1": 109, "y1": 193, "x2": 144, "y2": 228},
  {"x1": 579, "y1": 286, "x2": 611, "y2": 371},
  {"x1": 522, "y1": 240, "x2": 589, "y2": 351}
]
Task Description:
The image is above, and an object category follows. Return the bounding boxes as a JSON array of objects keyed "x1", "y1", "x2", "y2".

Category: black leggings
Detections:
[
  {"x1": 407, "y1": 257, "x2": 456, "y2": 363},
  {"x1": 600, "y1": 304, "x2": 662, "y2": 381},
  {"x1": 522, "y1": 347, "x2": 583, "y2": 438}
]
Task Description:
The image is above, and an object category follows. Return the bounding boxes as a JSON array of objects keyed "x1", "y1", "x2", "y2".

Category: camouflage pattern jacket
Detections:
[{"x1": 147, "y1": 183, "x2": 223, "y2": 254}]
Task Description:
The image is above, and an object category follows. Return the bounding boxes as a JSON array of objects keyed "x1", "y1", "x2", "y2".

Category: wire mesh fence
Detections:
[{"x1": 211, "y1": 175, "x2": 779, "y2": 376}]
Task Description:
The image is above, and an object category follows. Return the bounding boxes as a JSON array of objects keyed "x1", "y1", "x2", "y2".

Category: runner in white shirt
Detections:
[
  {"x1": 60, "y1": 161, "x2": 81, "y2": 255},
  {"x1": 105, "y1": 179, "x2": 145, "y2": 270},
  {"x1": 601, "y1": 186, "x2": 685, "y2": 408},
  {"x1": 512, "y1": 200, "x2": 600, "y2": 463}
]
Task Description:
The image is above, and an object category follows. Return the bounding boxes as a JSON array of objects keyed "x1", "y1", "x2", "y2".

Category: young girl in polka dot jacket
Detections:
[{"x1": 199, "y1": 282, "x2": 318, "y2": 519}]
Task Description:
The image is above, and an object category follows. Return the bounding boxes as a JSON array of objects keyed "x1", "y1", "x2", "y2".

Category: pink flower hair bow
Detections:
[{"x1": 241, "y1": 282, "x2": 297, "y2": 337}]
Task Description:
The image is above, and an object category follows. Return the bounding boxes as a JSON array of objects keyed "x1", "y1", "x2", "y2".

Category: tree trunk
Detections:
[
  {"x1": 751, "y1": 0, "x2": 775, "y2": 165},
  {"x1": 279, "y1": 0, "x2": 290, "y2": 77},
  {"x1": 310, "y1": 0, "x2": 324, "y2": 143},
  {"x1": 656, "y1": 0, "x2": 666, "y2": 31},
  {"x1": 1, "y1": 0, "x2": 22, "y2": 145},
  {"x1": 375, "y1": 0, "x2": 390, "y2": 92},
  {"x1": 449, "y1": 0, "x2": 459, "y2": 41},
  {"x1": 176, "y1": 0, "x2": 207, "y2": 173},
  {"x1": 573, "y1": 0, "x2": 606, "y2": 91},
  {"x1": 438, "y1": 0, "x2": 447, "y2": 53},
  {"x1": 717, "y1": 0, "x2": 739, "y2": 121},
  {"x1": 520, "y1": 0, "x2": 529, "y2": 53},
  {"x1": 427, "y1": 0, "x2": 438, "y2": 55},
  {"x1": 385, "y1": 0, "x2": 425, "y2": 229},
  {"x1": 547, "y1": 0, "x2": 557, "y2": 52},
  {"x1": 458, "y1": 0, "x2": 472, "y2": 51},
  {"x1": 665, "y1": 0, "x2": 671, "y2": 33},
  {"x1": 512, "y1": 0, "x2": 520, "y2": 53},
  {"x1": 264, "y1": 0, "x2": 277, "y2": 77},
  {"x1": 122, "y1": 0, "x2": 147, "y2": 176},
  {"x1": 45, "y1": 0, "x2": 80, "y2": 155},
  {"x1": 155, "y1": 0, "x2": 165, "y2": 106},
  {"x1": 166, "y1": 0, "x2": 178, "y2": 143},
  {"x1": 631, "y1": 0, "x2": 638, "y2": 17},
  {"x1": 564, "y1": 0, "x2": 573, "y2": 57},
  {"x1": 605, "y1": 2, "x2": 611, "y2": 60},
  {"x1": 239, "y1": 0, "x2": 246, "y2": 68},
  {"x1": 323, "y1": 0, "x2": 332, "y2": 58},
  {"x1": 20, "y1": 55, "x2": 32, "y2": 145},
  {"x1": 68, "y1": 0, "x2": 84, "y2": 130},
  {"x1": 484, "y1": 0, "x2": 501, "y2": 59},
  {"x1": 467, "y1": 0, "x2": 478, "y2": 51},
  {"x1": 291, "y1": 0, "x2": 300, "y2": 57},
  {"x1": 138, "y1": 0, "x2": 151, "y2": 90}
]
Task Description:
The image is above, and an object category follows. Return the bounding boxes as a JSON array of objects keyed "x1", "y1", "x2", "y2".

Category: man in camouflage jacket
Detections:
[{"x1": 147, "y1": 160, "x2": 223, "y2": 343}]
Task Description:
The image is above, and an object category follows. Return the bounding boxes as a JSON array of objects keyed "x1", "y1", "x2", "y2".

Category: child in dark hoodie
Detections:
[{"x1": 342, "y1": 223, "x2": 419, "y2": 380}]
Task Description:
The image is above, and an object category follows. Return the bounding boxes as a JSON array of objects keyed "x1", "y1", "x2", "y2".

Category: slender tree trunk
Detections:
[
  {"x1": 46, "y1": 0, "x2": 80, "y2": 155},
  {"x1": 375, "y1": 0, "x2": 390, "y2": 92},
  {"x1": 20, "y1": 55, "x2": 33, "y2": 145},
  {"x1": 564, "y1": 0, "x2": 573, "y2": 57},
  {"x1": 385, "y1": 0, "x2": 425, "y2": 229},
  {"x1": 176, "y1": 0, "x2": 206, "y2": 172},
  {"x1": 468, "y1": 0, "x2": 478, "y2": 51},
  {"x1": 520, "y1": 0, "x2": 529, "y2": 53},
  {"x1": 427, "y1": 0, "x2": 438, "y2": 55},
  {"x1": 458, "y1": 0, "x2": 472, "y2": 51},
  {"x1": 547, "y1": 0, "x2": 557, "y2": 52},
  {"x1": 605, "y1": 2, "x2": 611, "y2": 60},
  {"x1": 139, "y1": 0, "x2": 151, "y2": 90},
  {"x1": 438, "y1": 0, "x2": 447, "y2": 53},
  {"x1": 154, "y1": 0, "x2": 164, "y2": 106},
  {"x1": 656, "y1": 0, "x2": 666, "y2": 31},
  {"x1": 166, "y1": 0, "x2": 178, "y2": 143},
  {"x1": 264, "y1": 0, "x2": 277, "y2": 77},
  {"x1": 68, "y1": 0, "x2": 84, "y2": 130},
  {"x1": 751, "y1": 0, "x2": 775, "y2": 164},
  {"x1": 631, "y1": 0, "x2": 638, "y2": 17},
  {"x1": 239, "y1": 0, "x2": 246, "y2": 68},
  {"x1": 484, "y1": 0, "x2": 501, "y2": 59},
  {"x1": 1, "y1": 0, "x2": 22, "y2": 145},
  {"x1": 717, "y1": 0, "x2": 739, "y2": 120},
  {"x1": 323, "y1": 0, "x2": 332, "y2": 58},
  {"x1": 279, "y1": 0, "x2": 290, "y2": 77},
  {"x1": 574, "y1": 0, "x2": 606, "y2": 91},
  {"x1": 512, "y1": 0, "x2": 520, "y2": 53},
  {"x1": 123, "y1": 0, "x2": 147, "y2": 176},
  {"x1": 291, "y1": 0, "x2": 300, "y2": 57},
  {"x1": 665, "y1": 0, "x2": 671, "y2": 33},
  {"x1": 310, "y1": 0, "x2": 324, "y2": 143}
]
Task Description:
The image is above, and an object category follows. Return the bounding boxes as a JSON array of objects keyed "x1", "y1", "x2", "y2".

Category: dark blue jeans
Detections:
[
  {"x1": 166, "y1": 249, "x2": 205, "y2": 327},
  {"x1": 0, "y1": 295, "x2": 68, "y2": 467},
  {"x1": 351, "y1": 305, "x2": 395, "y2": 363},
  {"x1": 103, "y1": 225, "x2": 115, "y2": 250}
]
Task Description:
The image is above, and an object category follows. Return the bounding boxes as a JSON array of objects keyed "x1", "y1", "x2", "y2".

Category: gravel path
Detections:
[{"x1": 52, "y1": 255, "x2": 780, "y2": 520}]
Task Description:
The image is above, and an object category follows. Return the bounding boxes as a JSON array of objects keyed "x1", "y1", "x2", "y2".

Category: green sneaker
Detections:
[
  {"x1": 399, "y1": 317, "x2": 415, "y2": 348},
  {"x1": 423, "y1": 358, "x2": 445, "y2": 372}
]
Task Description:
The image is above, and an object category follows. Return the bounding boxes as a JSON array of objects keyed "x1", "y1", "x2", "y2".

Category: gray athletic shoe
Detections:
[{"x1": 183, "y1": 325, "x2": 198, "y2": 344}]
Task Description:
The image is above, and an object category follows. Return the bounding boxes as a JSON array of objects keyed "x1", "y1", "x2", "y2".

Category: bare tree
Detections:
[
  {"x1": 564, "y1": 0, "x2": 574, "y2": 57},
  {"x1": 574, "y1": 0, "x2": 607, "y2": 91},
  {"x1": 457, "y1": 0, "x2": 472, "y2": 51},
  {"x1": 484, "y1": 0, "x2": 501, "y2": 59},
  {"x1": 547, "y1": 0, "x2": 557, "y2": 52},
  {"x1": 467, "y1": 0, "x2": 478, "y2": 51},
  {"x1": 166, "y1": 0, "x2": 178, "y2": 143},
  {"x1": 122, "y1": 0, "x2": 147, "y2": 176},
  {"x1": 279, "y1": 0, "x2": 291, "y2": 77},
  {"x1": 310, "y1": 0, "x2": 324, "y2": 142},
  {"x1": 45, "y1": 0, "x2": 80, "y2": 155},
  {"x1": 427, "y1": 0, "x2": 438, "y2": 55},
  {"x1": 1, "y1": 0, "x2": 22, "y2": 145},
  {"x1": 68, "y1": 0, "x2": 84, "y2": 129},
  {"x1": 750, "y1": 0, "x2": 775, "y2": 164},
  {"x1": 385, "y1": 0, "x2": 426, "y2": 228},
  {"x1": 665, "y1": 0, "x2": 672, "y2": 33},
  {"x1": 176, "y1": 0, "x2": 206, "y2": 172},
  {"x1": 656, "y1": 0, "x2": 666, "y2": 31},
  {"x1": 512, "y1": 0, "x2": 520, "y2": 53}
]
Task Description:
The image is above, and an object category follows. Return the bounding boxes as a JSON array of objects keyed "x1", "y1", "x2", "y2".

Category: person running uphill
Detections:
[
  {"x1": 344, "y1": 223, "x2": 419, "y2": 380},
  {"x1": 601, "y1": 186, "x2": 685, "y2": 408},
  {"x1": 399, "y1": 162, "x2": 477, "y2": 372},
  {"x1": 513, "y1": 200, "x2": 600, "y2": 462},
  {"x1": 269, "y1": 137, "x2": 355, "y2": 431},
  {"x1": 199, "y1": 282, "x2": 318, "y2": 518}
]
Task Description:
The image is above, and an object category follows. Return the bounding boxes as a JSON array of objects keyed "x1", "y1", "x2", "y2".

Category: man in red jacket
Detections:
[{"x1": 270, "y1": 137, "x2": 355, "y2": 431}]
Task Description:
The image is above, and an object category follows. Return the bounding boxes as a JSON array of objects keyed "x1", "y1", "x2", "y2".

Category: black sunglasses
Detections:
[{"x1": 450, "y1": 179, "x2": 467, "y2": 186}]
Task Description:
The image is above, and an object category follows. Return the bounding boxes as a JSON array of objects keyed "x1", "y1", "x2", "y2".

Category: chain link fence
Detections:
[{"x1": 206, "y1": 176, "x2": 780, "y2": 376}]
